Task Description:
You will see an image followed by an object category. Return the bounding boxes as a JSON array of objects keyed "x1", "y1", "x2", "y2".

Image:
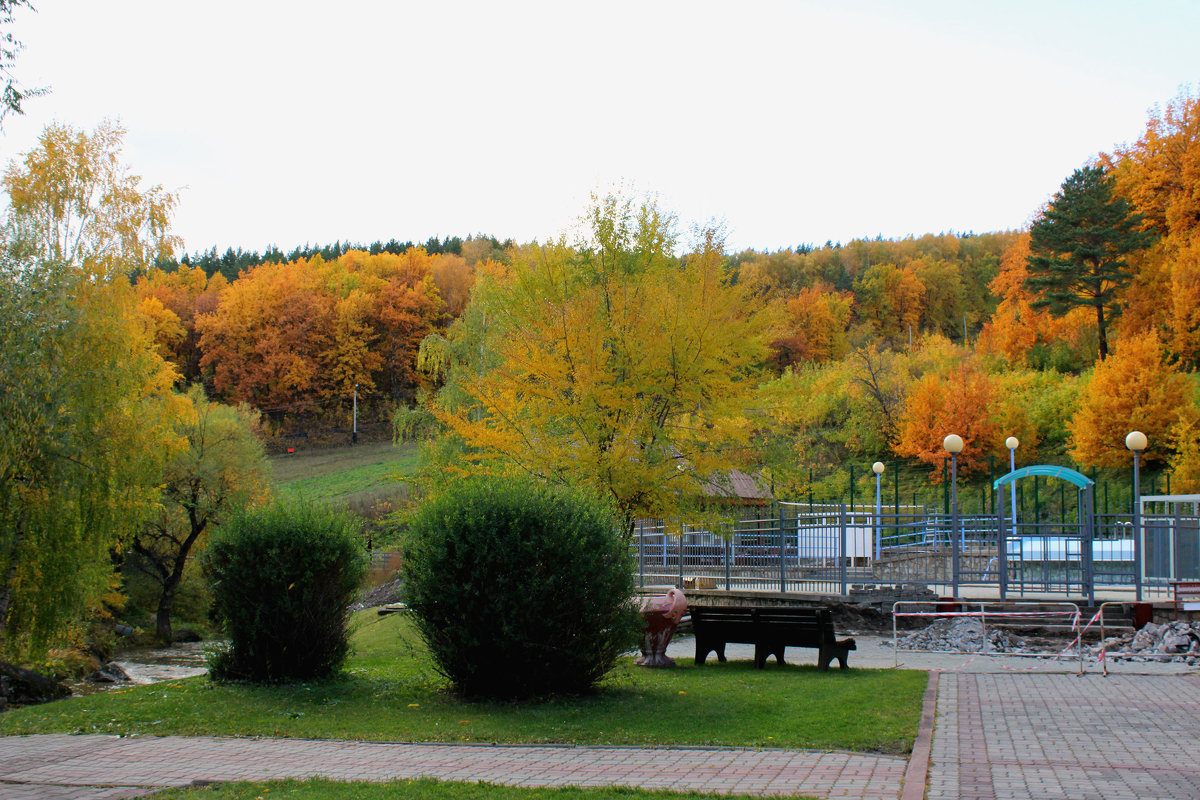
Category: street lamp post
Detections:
[
  {"x1": 1127, "y1": 430, "x2": 1148, "y2": 601},
  {"x1": 1006, "y1": 436, "x2": 1019, "y2": 537},
  {"x1": 873, "y1": 462, "x2": 884, "y2": 562},
  {"x1": 944, "y1": 434, "x2": 964, "y2": 597},
  {"x1": 353, "y1": 384, "x2": 359, "y2": 444}
]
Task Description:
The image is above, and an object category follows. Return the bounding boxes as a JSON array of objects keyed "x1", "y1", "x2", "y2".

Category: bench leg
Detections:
[
  {"x1": 695, "y1": 639, "x2": 728, "y2": 666},
  {"x1": 818, "y1": 646, "x2": 850, "y2": 671}
]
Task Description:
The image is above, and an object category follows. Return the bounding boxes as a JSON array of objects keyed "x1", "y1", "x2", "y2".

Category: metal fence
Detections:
[{"x1": 634, "y1": 502, "x2": 1193, "y2": 601}]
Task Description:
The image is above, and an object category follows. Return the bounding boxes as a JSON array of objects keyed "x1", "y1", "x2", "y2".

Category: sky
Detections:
[{"x1": 2, "y1": 0, "x2": 1198, "y2": 256}]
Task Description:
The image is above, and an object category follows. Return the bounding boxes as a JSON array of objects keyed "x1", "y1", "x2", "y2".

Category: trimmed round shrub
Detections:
[
  {"x1": 403, "y1": 476, "x2": 639, "y2": 699},
  {"x1": 204, "y1": 503, "x2": 367, "y2": 682}
]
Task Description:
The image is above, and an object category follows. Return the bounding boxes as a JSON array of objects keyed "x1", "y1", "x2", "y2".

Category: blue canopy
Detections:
[{"x1": 993, "y1": 464, "x2": 1094, "y2": 490}]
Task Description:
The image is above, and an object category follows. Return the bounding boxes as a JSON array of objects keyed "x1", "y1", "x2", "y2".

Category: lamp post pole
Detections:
[
  {"x1": 944, "y1": 434, "x2": 964, "y2": 597},
  {"x1": 1006, "y1": 435, "x2": 1019, "y2": 537},
  {"x1": 1127, "y1": 431, "x2": 1147, "y2": 601},
  {"x1": 353, "y1": 384, "x2": 358, "y2": 444},
  {"x1": 873, "y1": 462, "x2": 884, "y2": 563}
]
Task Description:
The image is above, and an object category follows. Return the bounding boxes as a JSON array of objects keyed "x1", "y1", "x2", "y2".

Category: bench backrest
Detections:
[{"x1": 691, "y1": 605, "x2": 836, "y2": 645}]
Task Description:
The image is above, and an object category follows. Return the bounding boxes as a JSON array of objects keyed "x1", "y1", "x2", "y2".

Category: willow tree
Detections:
[
  {"x1": 0, "y1": 122, "x2": 183, "y2": 660},
  {"x1": 429, "y1": 194, "x2": 775, "y2": 535},
  {"x1": 0, "y1": 253, "x2": 183, "y2": 658}
]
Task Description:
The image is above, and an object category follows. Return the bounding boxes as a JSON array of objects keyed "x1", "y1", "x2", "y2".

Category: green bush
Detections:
[
  {"x1": 204, "y1": 503, "x2": 368, "y2": 683},
  {"x1": 403, "y1": 477, "x2": 639, "y2": 700}
]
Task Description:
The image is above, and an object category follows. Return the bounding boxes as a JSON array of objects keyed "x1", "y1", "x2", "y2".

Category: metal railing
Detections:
[{"x1": 633, "y1": 506, "x2": 1191, "y2": 601}]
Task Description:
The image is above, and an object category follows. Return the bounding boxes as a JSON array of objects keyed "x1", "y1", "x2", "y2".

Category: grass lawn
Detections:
[
  {"x1": 270, "y1": 440, "x2": 420, "y2": 506},
  {"x1": 150, "y1": 777, "x2": 814, "y2": 800},
  {"x1": 0, "y1": 613, "x2": 926, "y2": 755}
]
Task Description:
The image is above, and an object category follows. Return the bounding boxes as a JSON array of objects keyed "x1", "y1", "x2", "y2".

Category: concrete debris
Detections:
[
  {"x1": 882, "y1": 617, "x2": 1028, "y2": 653},
  {"x1": 350, "y1": 578, "x2": 403, "y2": 612},
  {"x1": 1094, "y1": 620, "x2": 1200, "y2": 662}
]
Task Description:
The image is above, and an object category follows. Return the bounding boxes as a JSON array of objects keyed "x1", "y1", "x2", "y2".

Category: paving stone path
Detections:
[
  {"x1": 0, "y1": 735, "x2": 907, "y2": 800},
  {"x1": 4, "y1": 670, "x2": 1200, "y2": 799},
  {"x1": 928, "y1": 673, "x2": 1200, "y2": 800}
]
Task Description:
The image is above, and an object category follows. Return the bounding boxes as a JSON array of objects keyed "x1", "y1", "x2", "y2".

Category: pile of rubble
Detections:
[
  {"x1": 883, "y1": 617, "x2": 1028, "y2": 654},
  {"x1": 1093, "y1": 620, "x2": 1200, "y2": 664},
  {"x1": 350, "y1": 578, "x2": 403, "y2": 612}
]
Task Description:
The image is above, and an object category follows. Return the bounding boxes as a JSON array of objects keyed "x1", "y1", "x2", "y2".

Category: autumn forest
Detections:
[
  {"x1": 4, "y1": 85, "x2": 1200, "y2": 660},
  {"x1": 132, "y1": 91, "x2": 1200, "y2": 510}
]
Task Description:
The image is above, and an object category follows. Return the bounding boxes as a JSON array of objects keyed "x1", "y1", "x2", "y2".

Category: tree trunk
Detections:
[
  {"x1": 1096, "y1": 302, "x2": 1109, "y2": 361},
  {"x1": 155, "y1": 588, "x2": 175, "y2": 643},
  {"x1": 0, "y1": 510, "x2": 27, "y2": 648},
  {"x1": 153, "y1": 504, "x2": 207, "y2": 644}
]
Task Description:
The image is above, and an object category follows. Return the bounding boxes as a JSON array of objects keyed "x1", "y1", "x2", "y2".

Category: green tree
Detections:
[
  {"x1": 1025, "y1": 165, "x2": 1156, "y2": 360},
  {"x1": 0, "y1": 122, "x2": 185, "y2": 660},
  {"x1": 403, "y1": 476, "x2": 638, "y2": 699},
  {"x1": 0, "y1": 250, "x2": 183, "y2": 660},
  {"x1": 0, "y1": 1, "x2": 45, "y2": 127},
  {"x1": 130, "y1": 387, "x2": 270, "y2": 643}
]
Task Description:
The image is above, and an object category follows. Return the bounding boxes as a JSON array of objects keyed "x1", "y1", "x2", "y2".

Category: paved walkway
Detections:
[
  {"x1": 3, "y1": 642, "x2": 1200, "y2": 799},
  {"x1": 929, "y1": 673, "x2": 1200, "y2": 800},
  {"x1": 0, "y1": 735, "x2": 908, "y2": 799}
]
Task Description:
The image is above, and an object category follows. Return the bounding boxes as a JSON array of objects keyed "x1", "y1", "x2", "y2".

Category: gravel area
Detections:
[{"x1": 664, "y1": 632, "x2": 1198, "y2": 674}]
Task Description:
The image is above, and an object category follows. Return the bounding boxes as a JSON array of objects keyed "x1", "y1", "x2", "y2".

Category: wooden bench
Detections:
[{"x1": 691, "y1": 606, "x2": 856, "y2": 671}]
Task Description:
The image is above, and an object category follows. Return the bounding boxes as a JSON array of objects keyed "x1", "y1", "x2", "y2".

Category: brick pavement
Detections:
[
  {"x1": 928, "y1": 674, "x2": 1200, "y2": 800},
  {"x1": 0, "y1": 735, "x2": 909, "y2": 800},
  {"x1": 6, "y1": 671, "x2": 1200, "y2": 799}
]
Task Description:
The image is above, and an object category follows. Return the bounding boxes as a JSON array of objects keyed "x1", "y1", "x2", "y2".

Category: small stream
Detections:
[{"x1": 71, "y1": 641, "x2": 213, "y2": 695}]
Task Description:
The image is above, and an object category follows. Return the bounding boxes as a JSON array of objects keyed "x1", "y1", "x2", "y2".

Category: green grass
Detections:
[
  {"x1": 150, "y1": 777, "x2": 814, "y2": 800},
  {"x1": 270, "y1": 441, "x2": 420, "y2": 506},
  {"x1": 0, "y1": 613, "x2": 926, "y2": 755}
]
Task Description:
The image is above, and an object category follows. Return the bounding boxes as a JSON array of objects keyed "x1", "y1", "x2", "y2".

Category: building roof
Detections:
[{"x1": 701, "y1": 469, "x2": 772, "y2": 505}]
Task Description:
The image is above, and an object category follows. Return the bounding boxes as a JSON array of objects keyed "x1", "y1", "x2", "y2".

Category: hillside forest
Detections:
[
  {"x1": 3, "y1": 88, "x2": 1200, "y2": 663},
  {"x1": 137, "y1": 91, "x2": 1200, "y2": 513}
]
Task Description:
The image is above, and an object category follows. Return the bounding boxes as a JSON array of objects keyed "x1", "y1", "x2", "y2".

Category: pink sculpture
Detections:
[{"x1": 636, "y1": 588, "x2": 688, "y2": 668}]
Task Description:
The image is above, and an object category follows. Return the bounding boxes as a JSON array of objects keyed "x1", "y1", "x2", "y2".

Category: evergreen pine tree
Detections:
[{"x1": 1025, "y1": 165, "x2": 1156, "y2": 359}]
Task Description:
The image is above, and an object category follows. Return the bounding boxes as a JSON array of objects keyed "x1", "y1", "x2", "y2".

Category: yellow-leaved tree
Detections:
[
  {"x1": 3, "y1": 119, "x2": 180, "y2": 278},
  {"x1": 427, "y1": 193, "x2": 776, "y2": 535}
]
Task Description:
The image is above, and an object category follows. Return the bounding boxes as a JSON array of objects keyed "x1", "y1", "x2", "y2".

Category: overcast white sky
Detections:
[{"x1": 3, "y1": 0, "x2": 1198, "y2": 255}]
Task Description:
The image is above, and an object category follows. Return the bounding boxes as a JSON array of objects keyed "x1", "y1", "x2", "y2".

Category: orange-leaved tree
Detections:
[
  {"x1": 197, "y1": 258, "x2": 334, "y2": 410},
  {"x1": 1105, "y1": 89, "x2": 1200, "y2": 365},
  {"x1": 196, "y1": 250, "x2": 445, "y2": 412},
  {"x1": 1068, "y1": 331, "x2": 1196, "y2": 467},
  {"x1": 136, "y1": 266, "x2": 227, "y2": 381},
  {"x1": 893, "y1": 362, "x2": 1000, "y2": 478},
  {"x1": 977, "y1": 232, "x2": 1095, "y2": 365},
  {"x1": 768, "y1": 283, "x2": 852, "y2": 369}
]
